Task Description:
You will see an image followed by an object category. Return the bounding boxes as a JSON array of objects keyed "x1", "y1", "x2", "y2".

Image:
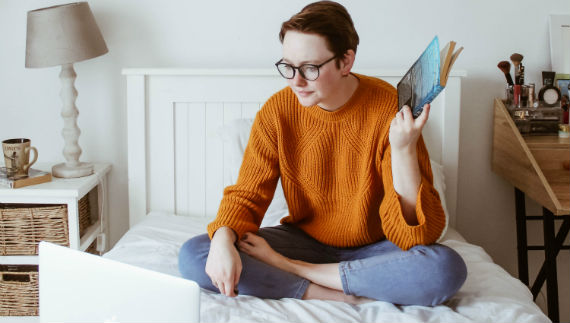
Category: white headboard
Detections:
[{"x1": 123, "y1": 68, "x2": 465, "y2": 229}]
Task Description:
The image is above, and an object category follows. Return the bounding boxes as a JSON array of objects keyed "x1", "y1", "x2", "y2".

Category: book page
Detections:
[
  {"x1": 440, "y1": 41, "x2": 456, "y2": 86},
  {"x1": 448, "y1": 47, "x2": 464, "y2": 75},
  {"x1": 442, "y1": 46, "x2": 463, "y2": 86},
  {"x1": 440, "y1": 42, "x2": 452, "y2": 77}
]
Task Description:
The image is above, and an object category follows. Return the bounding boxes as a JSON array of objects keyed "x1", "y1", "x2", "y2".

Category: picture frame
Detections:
[{"x1": 557, "y1": 78, "x2": 570, "y2": 100}]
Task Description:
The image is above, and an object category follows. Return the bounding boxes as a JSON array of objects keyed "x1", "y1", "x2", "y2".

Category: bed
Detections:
[{"x1": 105, "y1": 68, "x2": 550, "y2": 323}]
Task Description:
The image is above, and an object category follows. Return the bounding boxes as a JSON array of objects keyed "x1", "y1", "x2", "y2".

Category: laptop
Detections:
[{"x1": 39, "y1": 241, "x2": 200, "y2": 323}]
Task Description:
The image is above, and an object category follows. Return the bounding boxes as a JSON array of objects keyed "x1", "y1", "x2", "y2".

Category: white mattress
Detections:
[{"x1": 104, "y1": 212, "x2": 549, "y2": 323}]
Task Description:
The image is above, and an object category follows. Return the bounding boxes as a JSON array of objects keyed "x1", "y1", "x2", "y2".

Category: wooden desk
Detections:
[{"x1": 492, "y1": 98, "x2": 570, "y2": 322}]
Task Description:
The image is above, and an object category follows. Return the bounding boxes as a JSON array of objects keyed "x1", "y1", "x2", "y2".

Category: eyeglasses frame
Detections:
[{"x1": 274, "y1": 55, "x2": 337, "y2": 81}]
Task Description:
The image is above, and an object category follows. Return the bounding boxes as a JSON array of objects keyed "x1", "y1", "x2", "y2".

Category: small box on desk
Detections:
[{"x1": 507, "y1": 104, "x2": 563, "y2": 135}]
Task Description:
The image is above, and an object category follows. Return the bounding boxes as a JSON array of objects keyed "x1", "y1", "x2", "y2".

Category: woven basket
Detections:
[
  {"x1": 0, "y1": 264, "x2": 39, "y2": 316},
  {"x1": 78, "y1": 195, "x2": 92, "y2": 236},
  {"x1": 85, "y1": 239, "x2": 98, "y2": 255},
  {"x1": 0, "y1": 195, "x2": 91, "y2": 256}
]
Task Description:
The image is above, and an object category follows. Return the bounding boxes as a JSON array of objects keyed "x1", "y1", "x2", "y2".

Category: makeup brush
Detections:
[
  {"x1": 510, "y1": 53, "x2": 524, "y2": 84},
  {"x1": 497, "y1": 61, "x2": 514, "y2": 86}
]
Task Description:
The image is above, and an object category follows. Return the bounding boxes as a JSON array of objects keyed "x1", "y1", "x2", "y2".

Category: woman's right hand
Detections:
[{"x1": 205, "y1": 226, "x2": 242, "y2": 297}]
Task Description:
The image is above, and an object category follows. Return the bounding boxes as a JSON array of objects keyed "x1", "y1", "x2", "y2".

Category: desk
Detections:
[{"x1": 492, "y1": 98, "x2": 570, "y2": 322}]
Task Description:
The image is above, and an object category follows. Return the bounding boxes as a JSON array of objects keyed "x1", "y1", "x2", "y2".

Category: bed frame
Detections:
[{"x1": 123, "y1": 68, "x2": 465, "y2": 229}]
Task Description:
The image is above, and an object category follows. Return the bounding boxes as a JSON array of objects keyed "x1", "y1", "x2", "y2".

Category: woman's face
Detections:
[{"x1": 281, "y1": 31, "x2": 348, "y2": 110}]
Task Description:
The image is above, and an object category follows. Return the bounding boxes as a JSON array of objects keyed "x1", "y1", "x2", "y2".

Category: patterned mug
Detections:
[{"x1": 2, "y1": 138, "x2": 38, "y2": 179}]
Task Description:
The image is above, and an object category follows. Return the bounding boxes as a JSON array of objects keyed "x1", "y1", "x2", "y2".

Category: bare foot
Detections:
[
  {"x1": 238, "y1": 234, "x2": 376, "y2": 305},
  {"x1": 237, "y1": 233, "x2": 287, "y2": 269}
]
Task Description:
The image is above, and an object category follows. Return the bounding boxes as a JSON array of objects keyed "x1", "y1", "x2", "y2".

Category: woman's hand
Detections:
[
  {"x1": 389, "y1": 104, "x2": 430, "y2": 153},
  {"x1": 205, "y1": 227, "x2": 242, "y2": 297}
]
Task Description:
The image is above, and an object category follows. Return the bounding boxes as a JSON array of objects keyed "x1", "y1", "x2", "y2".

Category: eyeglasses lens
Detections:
[{"x1": 276, "y1": 63, "x2": 319, "y2": 81}]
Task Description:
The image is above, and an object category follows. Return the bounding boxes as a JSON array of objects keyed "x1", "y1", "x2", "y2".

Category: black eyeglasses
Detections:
[{"x1": 275, "y1": 56, "x2": 336, "y2": 81}]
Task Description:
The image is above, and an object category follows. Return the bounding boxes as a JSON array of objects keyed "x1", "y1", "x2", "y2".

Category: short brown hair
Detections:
[{"x1": 279, "y1": 1, "x2": 359, "y2": 67}]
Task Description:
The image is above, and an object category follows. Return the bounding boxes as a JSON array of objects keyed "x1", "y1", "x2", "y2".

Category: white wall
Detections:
[{"x1": 1, "y1": 0, "x2": 568, "y2": 318}]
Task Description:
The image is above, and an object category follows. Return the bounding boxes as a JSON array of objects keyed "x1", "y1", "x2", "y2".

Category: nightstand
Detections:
[
  {"x1": 0, "y1": 162, "x2": 111, "y2": 321},
  {"x1": 492, "y1": 98, "x2": 569, "y2": 322}
]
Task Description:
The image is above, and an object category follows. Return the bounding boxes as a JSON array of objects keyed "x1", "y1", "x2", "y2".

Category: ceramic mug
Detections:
[{"x1": 2, "y1": 138, "x2": 38, "y2": 178}]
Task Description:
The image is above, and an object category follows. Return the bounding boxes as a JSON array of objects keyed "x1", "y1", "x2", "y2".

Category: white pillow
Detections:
[
  {"x1": 430, "y1": 160, "x2": 449, "y2": 241},
  {"x1": 218, "y1": 118, "x2": 449, "y2": 240}
]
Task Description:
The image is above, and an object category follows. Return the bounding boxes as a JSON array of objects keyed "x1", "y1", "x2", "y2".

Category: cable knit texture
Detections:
[{"x1": 207, "y1": 74, "x2": 446, "y2": 250}]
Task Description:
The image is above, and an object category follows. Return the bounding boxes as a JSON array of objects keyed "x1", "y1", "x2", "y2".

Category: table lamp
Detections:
[{"x1": 25, "y1": 2, "x2": 108, "y2": 178}]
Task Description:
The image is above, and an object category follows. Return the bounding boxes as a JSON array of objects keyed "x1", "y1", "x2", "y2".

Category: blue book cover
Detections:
[{"x1": 397, "y1": 36, "x2": 463, "y2": 118}]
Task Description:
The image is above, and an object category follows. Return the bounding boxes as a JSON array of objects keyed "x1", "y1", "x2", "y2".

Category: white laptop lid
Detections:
[{"x1": 39, "y1": 241, "x2": 200, "y2": 323}]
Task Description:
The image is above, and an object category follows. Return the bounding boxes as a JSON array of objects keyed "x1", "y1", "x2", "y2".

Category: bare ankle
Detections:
[
  {"x1": 302, "y1": 283, "x2": 374, "y2": 305},
  {"x1": 344, "y1": 294, "x2": 375, "y2": 305}
]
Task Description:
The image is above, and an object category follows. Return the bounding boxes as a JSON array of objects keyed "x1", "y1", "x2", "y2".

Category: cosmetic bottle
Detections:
[
  {"x1": 528, "y1": 83, "x2": 536, "y2": 108},
  {"x1": 514, "y1": 84, "x2": 522, "y2": 108}
]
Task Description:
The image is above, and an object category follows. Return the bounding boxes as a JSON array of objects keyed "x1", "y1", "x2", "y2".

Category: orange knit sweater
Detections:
[{"x1": 207, "y1": 74, "x2": 446, "y2": 250}]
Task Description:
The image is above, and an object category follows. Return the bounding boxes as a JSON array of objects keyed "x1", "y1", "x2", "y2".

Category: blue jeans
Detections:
[{"x1": 179, "y1": 224, "x2": 467, "y2": 306}]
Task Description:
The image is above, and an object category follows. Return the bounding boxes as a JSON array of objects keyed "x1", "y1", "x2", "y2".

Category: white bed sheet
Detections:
[{"x1": 104, "y1": 212, "x2": 549, "y2": 323}]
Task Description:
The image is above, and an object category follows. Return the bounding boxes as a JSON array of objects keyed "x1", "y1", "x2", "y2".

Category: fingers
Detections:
[
  {"x1": 394, "y1": 106, "x2": 413, "y2": 124},
  {"x1": 394, "y1": 106, "x2": 405, "y2": 122},
  {"x1": 238, "y1": 232, "x2": 257, "y2": 247},
  {"x1": 401, "y1": 105, "x2": 413, "y2": 121},
  {"x1": 212, "y1": 276, "x2": 238, "y2": 297},
  {"x1": 237, "y1": 233, "x2": 253, "y2": 251},
  {"x1": 237, "y1": 240, "x2": 250, "y2": 253},
  {"x1": 234, "y1": 264, "x2": 242, "y2": 296},
  {"x1": 218, "y1": 281, "x2": 226, "y2": 296},
  {"x1": 395, "y1": 104, "x2": 430, "y2": 127},
  {"x1": 416, "y1": 104, "x2": 430, "y2": 127},
  {"x1": 220, "y1": 281, "x2": 236, "y2": 297},
  {"x1": 223, "y1": 280, "x2": 236, "y2": 297}
]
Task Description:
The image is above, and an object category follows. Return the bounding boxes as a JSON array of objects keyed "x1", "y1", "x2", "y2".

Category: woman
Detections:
[{"x1": 179, "y1": 1, "x2": 466, "y2": 306}]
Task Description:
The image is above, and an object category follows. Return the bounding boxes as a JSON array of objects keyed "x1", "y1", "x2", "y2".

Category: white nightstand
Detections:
[{"x1": 0, "y1": 163, "x2": 111, "y2": 321}]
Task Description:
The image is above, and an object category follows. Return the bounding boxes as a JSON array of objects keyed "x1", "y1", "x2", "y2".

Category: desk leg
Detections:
[
  {"x1": 542, "y1": 207, "x2": 559, "y2": 323},
  {"x1": 514, "y1": 188, "x2": 529, "y2": 285},
  {"x1": 531, "y1": 217, "x2": 570, "y2": 298}
]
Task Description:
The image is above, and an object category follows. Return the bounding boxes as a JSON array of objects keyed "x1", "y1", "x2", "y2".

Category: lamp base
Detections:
[{"x1": 52, "y1": 162, "x2": 94, "y2": 178}]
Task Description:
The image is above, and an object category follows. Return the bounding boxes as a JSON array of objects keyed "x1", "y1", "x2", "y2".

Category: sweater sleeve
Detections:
[
  {"x1": 377, "y1": 135, "x2": 446, "y2": 250},
  {"x1": 207, "y1": 110, "x2": 280, "y2": 240}
]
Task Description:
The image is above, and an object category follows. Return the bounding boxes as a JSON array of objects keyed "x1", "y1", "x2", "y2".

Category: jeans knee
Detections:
[
  {"x1": 178, "y1": 234, "x2": 211, "y2": 287},
  {"x1": 441, "y1": 245, "x2": 467, "y2": 290},
  {"x1": 421, "y1": 244, "x2": 467, "y2": 306}
]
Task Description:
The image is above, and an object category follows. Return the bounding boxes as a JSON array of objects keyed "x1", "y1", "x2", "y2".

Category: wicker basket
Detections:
[
  {"x1": 0, "y1": 195, "x2": 91, "y2": 256},
  {"x1": 78, "y1": 194, "x2": 92, "y2": 236},
  {"x1": 0, "y1": 264, "x2": 39, "y2": 316},
  {"x1": 85, "y1": 239, "x2": 98, "y2": 255}
]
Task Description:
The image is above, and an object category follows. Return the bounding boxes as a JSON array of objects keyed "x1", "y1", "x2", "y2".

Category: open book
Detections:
[{"x1": 397, "y1": 36, "x2": 463, "y2": 118}]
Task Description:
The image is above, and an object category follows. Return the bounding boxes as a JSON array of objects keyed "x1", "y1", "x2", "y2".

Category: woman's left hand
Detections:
[{"x1": 389, "y1": 104, "x2": 430, "y2": 153}]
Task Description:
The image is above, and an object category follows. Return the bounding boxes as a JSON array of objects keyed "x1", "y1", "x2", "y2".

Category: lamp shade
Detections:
[{"x1": 25, "y1": 2, "x2": 108, "y2": 68}]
